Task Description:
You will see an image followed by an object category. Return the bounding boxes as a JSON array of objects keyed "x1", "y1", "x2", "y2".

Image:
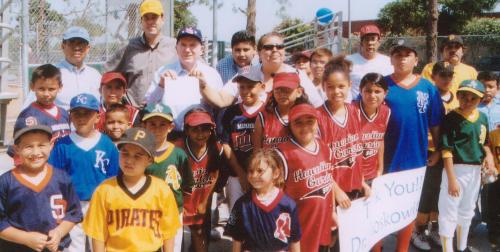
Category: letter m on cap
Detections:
[{"x1": 134, "y1": 130, "x2": 146, "y2": 141}]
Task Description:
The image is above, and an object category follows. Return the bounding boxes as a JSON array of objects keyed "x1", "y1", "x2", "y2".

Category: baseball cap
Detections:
[
  {"x1": 390, "y1": 39, "x2": 417, "y2": 56},
  {"x1": 360, "y1": 24, "x2": 381, "y2": 38},
  {"x1": 101, "y1": 72, "x2": 127, "y2": 88},
  {"x1": 233, "y1": 66, "x2": 263, "y2": 83},
  {"x1": 177, "y1": 26, "x2": 203, "y2": 43},
  {"x1": 13, "y1": 124, "x2": 52, "y2": 144},
  {"x1": 139, "y1": 0, "x2": 164, "y2": 17},
  {"x1": 116, "y1": 128, "x2": 155, "y2": 158},
  {"x1": 432, "y1": 61, "x2": 454, "y2": 77},
  {"x1": 70, "y1": 93, "x2": 99, "y2": 112},
  {"x1": 443, "y1": 34, "x2": 464, "y2": 47},
  {"x1": 273, "y1": 72, "x2": 300, "y2": 89},
  {"x1": 289, "y1": 103, "x2": 318, "y2": 122},
  {"x1": 291, "y1": 51, "x2": 311, "y2": 63},
  {"x1": 185, "y1": 111, "x2": 215, "y2": 127},
  {"x1": 63, "y1": 26, "x2": 90, "y2": 43},
  {"x1": 457, "y1": 80, "x2": 485, "y2": 98},
  {"x1": 142, "y1": 103, "x2": 174, "y2": 122}
]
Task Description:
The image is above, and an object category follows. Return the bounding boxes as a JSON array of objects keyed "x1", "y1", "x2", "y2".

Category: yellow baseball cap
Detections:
[{"x1": 140, "y1": 0, "x2": 164, "y2": 17}]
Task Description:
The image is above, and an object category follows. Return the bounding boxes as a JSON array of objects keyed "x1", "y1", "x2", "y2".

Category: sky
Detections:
[{"x1": 189, "y1": 0, "x2": 500, "y2": 42}]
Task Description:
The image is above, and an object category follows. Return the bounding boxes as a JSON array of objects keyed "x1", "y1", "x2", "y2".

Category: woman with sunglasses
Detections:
[{"x1": 200, "y1": 32, "x2": 324, "y2": 108}]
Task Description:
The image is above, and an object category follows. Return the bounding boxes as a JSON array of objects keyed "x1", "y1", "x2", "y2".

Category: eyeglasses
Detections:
[{"x1": 262, "y1": 44, "x2": 285, "y2": 51}]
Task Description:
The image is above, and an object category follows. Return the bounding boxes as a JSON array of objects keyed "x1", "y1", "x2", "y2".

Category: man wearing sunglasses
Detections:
[
  {"x1": 422, "y1": 35, "x2": 478, "y2": 95},
  {"x1": 23, "y1": 26, "x2": 101, "y2": 110}
]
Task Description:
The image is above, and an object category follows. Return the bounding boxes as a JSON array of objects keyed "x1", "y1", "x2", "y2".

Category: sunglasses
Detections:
[{"x1": 262, "y1": 44, "x2": 285, "y2": 51}]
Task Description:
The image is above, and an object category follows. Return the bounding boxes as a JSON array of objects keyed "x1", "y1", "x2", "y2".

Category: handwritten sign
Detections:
[{"x1": 337, "y1": 167, "x2": 426, "y2": 252}]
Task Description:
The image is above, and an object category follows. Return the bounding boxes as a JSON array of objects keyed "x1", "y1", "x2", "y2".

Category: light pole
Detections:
[{"x1": 348, "y1": 0, "x2": 352, "y2": 54}]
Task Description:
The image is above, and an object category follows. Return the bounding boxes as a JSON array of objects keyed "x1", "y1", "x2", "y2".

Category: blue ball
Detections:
[{"x1": 316, "y1": 8, "x2": 334, "y2": 25}]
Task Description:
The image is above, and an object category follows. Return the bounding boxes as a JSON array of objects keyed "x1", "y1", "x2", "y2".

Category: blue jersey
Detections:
[
  {"x1": 478, "y1": 95, "x2": 500, "y2": 131},
  {"x1": 384, "y1": 76, "x2": 444, "y2": 172},
  {"x1": 0, "y1": 165, "x2": 82, "y2": 251},
  {"x1": 49, "y1": 132, "x2": 119, "y2": 201},
  {"x1": 7, "y1": 103, "x2": 71, "y2": 157},
  {"x1": 226, "y1": 190, "x2": 301, "y2": 251},
  {"x1": 15, "y1": 102, "x2": 70, "y2": 141}
]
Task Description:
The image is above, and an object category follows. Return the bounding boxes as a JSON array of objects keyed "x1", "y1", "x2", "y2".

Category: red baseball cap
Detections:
[
  {"x1": 289, "y1": 103, "x2": 318, "y2": 122},
  {"x1": 101, "y1": 72, "x2": 127, "y2": 87},
  {"x1": 360, "y1": 24, "x2": 381, "y2": 38},
  {"x1": 273, "y1": 72, "x2": 300, "y2": 90},
  {"x1": 185, "y1": 111, "x2": 215, "y2": 127}
]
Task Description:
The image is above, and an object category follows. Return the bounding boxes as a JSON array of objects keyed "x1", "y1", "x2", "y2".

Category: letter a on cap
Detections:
[{"x1": 134, "y1": 130, "x2": 146, "y2": 141}]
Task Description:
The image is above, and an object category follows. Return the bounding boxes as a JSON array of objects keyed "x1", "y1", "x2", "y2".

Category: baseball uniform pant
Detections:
[
  {"x1": 438, "y1": 164, "x2": 481, "y2": 250},
  {"x1": 226, "y1": 176, "x2": 244, "y2": 212},
  {"x1": 65, "y1": 201, "x2": 91, "y2": 252}
]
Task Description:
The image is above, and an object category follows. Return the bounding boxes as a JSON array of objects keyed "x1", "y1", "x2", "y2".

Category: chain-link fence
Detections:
[{"x1": 7, "y1": 0, "x2": 146, "y2": 85}]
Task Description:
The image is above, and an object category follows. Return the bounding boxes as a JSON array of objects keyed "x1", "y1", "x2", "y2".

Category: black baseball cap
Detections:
[
  {"x1": 177, "y1": 26, "x2": 203, "y2": 43},
  {"x1": 390, "y1": 39, "x2": 417, "y2": 56},
  {"x1": 116, "y1": 128, "x2": 156, "y2": 157},
  {"x1": 443, "y1": 34, "x2": 464, "y2": 48},
  {"x1": 14, "y1": 125, "x2": 52, "y2": 144}
]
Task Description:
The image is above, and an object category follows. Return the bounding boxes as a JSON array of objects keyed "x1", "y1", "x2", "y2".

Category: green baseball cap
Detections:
[
  {"x1": 142, "y1": 103, "x2": 174, "y2": 122},
  {"x1": 457, "y1": 80, "x2": 485, "y2": 98}
]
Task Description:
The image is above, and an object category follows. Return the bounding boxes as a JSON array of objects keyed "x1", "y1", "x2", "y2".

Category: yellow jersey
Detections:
[
  {"x1": 83, "y1": 175, "x2": 181, "y2": 252},
  {"x1": 489, "y1": 129, "x2": 500, "y2": 172},
  {"x1": 422, "y1": 62, "x2": 478, "y2": 94}
]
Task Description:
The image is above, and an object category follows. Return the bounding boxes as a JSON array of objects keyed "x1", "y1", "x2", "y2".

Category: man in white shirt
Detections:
[
  {"x1": 145, "y1": 26, "x2": 223, "y2": 133},
  {"x1": 24, "y1": 27, "x2": 101, "y2": 110},
  {"x1": 347, "y1": 24, "x2": 393, "y2": 101}
]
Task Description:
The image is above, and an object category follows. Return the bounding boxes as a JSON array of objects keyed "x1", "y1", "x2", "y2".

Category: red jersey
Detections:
[
  {"x1": 317, "y1": 103, "x2": 364, "y2": 193},
  {"x1": 178, "y1": 139, "x2": 223, "y2": 225},
  {"x1": 276, "y1": 139, "x2": 334, "y2": 250},
  {"x1": 355, "y1": 102, "x2": 391, "y2": 180},
  {"x1": 96, "y1": 103, "x2": 139, "y2": 132},
  {"x1": 258, "y1": 107, "x2": 290, "y2": 149}
]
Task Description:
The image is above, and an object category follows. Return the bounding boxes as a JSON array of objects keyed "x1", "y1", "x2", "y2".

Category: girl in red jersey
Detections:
[
  {"x1": 275, "y1": 103, "x2": 338, "y2": 251},
  {"x1": 253, "y1": 72, "x2": 309, "y2": 150},
  {"x1": 179, "y1": 109, "x2": 225, "y2": 252},
  {"x1": 355, "y1": 73, "x2": 390, "y2": 185},
  {"x1": 355, "y1": 73, "x2": 390, "y2": 252},
  {"x1": 317, "y1": 56, "x2": 371, "y2": 206}
]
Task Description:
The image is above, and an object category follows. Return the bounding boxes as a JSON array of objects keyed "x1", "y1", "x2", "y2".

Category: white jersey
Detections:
[{"x1": 346, "y1": 53, "x2": 393, "y2": 101}]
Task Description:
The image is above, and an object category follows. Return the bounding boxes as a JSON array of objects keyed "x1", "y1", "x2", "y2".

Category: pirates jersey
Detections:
[
  {"x1": 258, "y1": 107, "x2": 290, "y2": 149},
  {"x1": 317, "y1": 103, "x2": 364, "y2": 192},
  {"x1": 355, "y1": 101, "x2": 391, "y2": 180},
  {"x1": 276, "y1": 139, "x2": 334, "y2": 250},
  {"x1": 83, "y1": 175, "x2": 181, "y2": 252}
]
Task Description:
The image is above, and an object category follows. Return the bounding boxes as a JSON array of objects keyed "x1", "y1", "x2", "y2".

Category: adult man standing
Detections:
[
  {"x1": 24, "y1": 26, "x2": 101, "y2": 110},
  {"x1": 422, "y1": 35, "x2": 478, "y2": 94},
  {"x1": 216, "y1": 30, "x2": 258, "y2": 84},
  {"x1": 145, "y1": 26, "x2": 223, "y2": 135},
  {"x1": 105, "y1": 0, "x2": 177, "y2": 107},
  {"x1": 347, "y1": 24, "x2": 393, "y2": 101}
]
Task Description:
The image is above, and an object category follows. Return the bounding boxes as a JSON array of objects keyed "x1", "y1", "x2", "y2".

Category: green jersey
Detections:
[
  {"x1": 147, "y1": 142, "x2": 194, "y2": 211},
  {"x1": 441, "y1": 109, "x2": 489, "y2": 165}
]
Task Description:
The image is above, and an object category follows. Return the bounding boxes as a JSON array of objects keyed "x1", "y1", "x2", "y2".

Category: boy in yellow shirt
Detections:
[{"x1": 83, "y1": 128, "x2": 181, "y2": 252}]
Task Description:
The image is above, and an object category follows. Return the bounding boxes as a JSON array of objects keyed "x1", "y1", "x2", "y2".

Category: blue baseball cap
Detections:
[
  {"x1": 70, "y1": 93, "x2": 99, "y2": 112},
  {"x1": 63, "y1": 26, "x2": 90, "y2": 43},
  {"x1": 177, "y1": 26, "x2": 203, "y2": 43}
]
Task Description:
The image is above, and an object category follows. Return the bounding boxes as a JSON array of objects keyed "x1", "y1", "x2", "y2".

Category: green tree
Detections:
[
  {"x1": 377, "y1": 0, "x2": 497, "y2": 35},
  {"x1": 174, "y1": 0, "x2": 198, "y2": 33},
  {"x1": 274, "y1": 17, "x2": 312, "y2": 52}
]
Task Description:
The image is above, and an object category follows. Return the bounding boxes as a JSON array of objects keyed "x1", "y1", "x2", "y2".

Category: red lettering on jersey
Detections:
[{"x1": 274, "y1": 213, "x2": 291, "y2": 243}]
